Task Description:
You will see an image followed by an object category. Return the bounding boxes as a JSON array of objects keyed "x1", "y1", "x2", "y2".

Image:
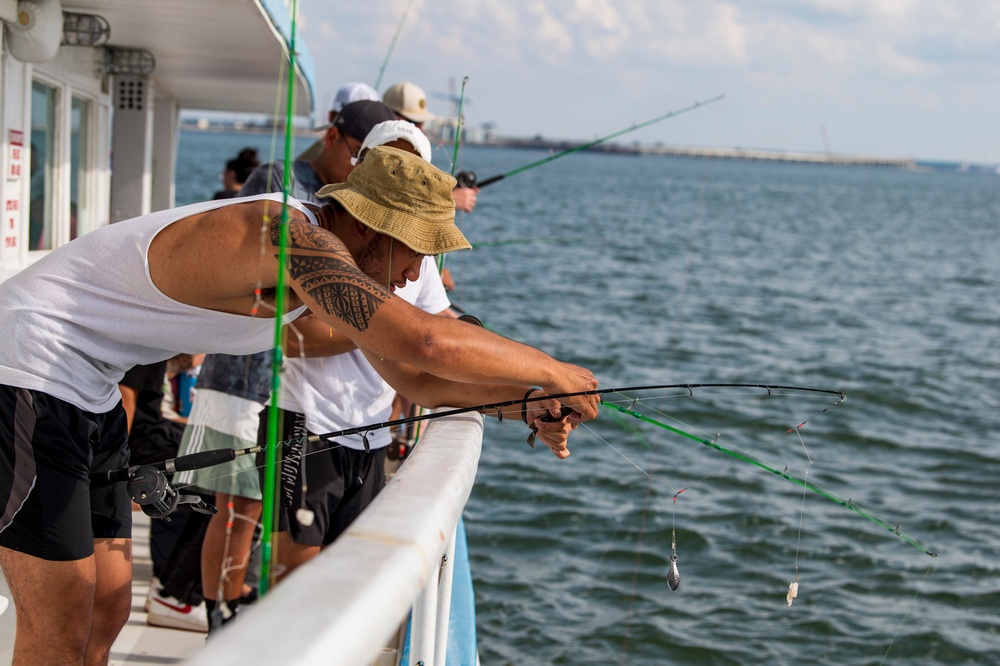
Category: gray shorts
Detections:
[{"x1": 172, "y1": 388, "x2": 264, "y2": 500}]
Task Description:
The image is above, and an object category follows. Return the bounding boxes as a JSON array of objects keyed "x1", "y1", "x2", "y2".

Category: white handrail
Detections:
[{"x1": 186, "y1": 409, "x2": 484, "y2": 666}]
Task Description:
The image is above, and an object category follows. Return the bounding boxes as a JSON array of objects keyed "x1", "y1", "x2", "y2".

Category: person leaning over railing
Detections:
[{"x1": 0, "y1": 145, "x2": 599, "y2": 666}]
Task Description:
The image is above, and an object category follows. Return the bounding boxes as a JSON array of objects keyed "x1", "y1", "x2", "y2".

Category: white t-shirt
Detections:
[{"x1": 276, "y1": 255, "x2": 451, "y2": 450}]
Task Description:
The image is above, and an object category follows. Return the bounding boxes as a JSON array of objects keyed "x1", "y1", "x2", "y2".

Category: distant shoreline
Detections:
[{"x1": 179, "y1": 122, "x2": 998, "y2": 174}]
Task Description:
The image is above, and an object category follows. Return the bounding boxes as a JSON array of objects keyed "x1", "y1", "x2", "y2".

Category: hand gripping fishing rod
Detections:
[{"x1": 455, "y1": 94, "x2": 725, "y2": 189}]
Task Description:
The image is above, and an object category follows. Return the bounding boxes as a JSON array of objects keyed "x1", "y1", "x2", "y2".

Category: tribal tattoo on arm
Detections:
[{"x1": 274, "y1": 217, "x2": 391, "y2": 333}]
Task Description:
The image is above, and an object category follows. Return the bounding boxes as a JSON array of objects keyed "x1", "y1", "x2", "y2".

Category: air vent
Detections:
[{"x1": 116, "y1": 77, "x2": 146, "y2": 111}]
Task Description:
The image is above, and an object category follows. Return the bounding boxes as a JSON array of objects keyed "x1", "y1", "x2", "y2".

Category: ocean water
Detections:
[{"x1": 177, "y1": 132, "x2": 1000, "y2": 665}]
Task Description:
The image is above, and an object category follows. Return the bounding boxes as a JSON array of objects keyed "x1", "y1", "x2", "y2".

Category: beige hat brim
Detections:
[
  {"x1": 398, "y1": 109, "x2": 437, "y2": 123},
  {"x1": 319, "y1": 182, "x2": 472, "y2": 256}
]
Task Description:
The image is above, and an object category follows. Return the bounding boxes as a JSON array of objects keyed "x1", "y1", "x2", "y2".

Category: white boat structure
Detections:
[
  {"x1": 0, "y1": 0, "x2": 314, "y2": 281},
  {"x1": 1, "y1": 2, "x2": 481, "y2": 664}
]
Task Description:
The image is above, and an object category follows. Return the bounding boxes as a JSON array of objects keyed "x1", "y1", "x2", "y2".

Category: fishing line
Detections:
[
  {"x1": 789, "y1": 427, "x2": 813, "y2": 607},
  {"x1": 566, "y1": 385, "x2": 937, "y2": 622},
  {"x1": 878, "y1": 563, "x2": 934, "y2": 665},
  {"x1": 602, "y1": 392, "x2": 937, "y2": 557}
]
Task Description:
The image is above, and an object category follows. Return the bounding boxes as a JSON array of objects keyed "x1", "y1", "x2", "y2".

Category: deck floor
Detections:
[{"x1": 0, "y1": 510, "x2": 207, "y2": 665}]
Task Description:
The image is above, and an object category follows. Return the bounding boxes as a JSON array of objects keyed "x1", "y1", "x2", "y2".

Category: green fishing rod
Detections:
[
  {"x1": 450, "y1": 76, "x2": 469, "y2": 177},
  {"x1": 600, "y1": 400, "x2": 939, "y2": 558},
  {"x1": 260, "y1": 0, "x2": 299, "y2": 597},
  {"x1": 437, "y1": 76, "x2": 469, "y2": 274},
  {"x1": 374, "y1": 0, "x2": 416, "y2": 91},
  {"x1": 456, "y1": 94, "x2": 725, "y2": 189}
]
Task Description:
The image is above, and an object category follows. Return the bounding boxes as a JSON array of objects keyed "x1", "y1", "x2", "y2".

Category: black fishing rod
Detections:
[
  {"x1": 455, "y1": 94, "x2": 725, "y2": 189},
  {"x1": 94, "y1": 383, "x2": 842, "y2": 518},
  {"x1": 303, "y1": 383, "x2": 841, "y2": 447}
]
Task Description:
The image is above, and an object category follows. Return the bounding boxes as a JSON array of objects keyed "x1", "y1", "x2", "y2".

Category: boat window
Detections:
[
  {"x1": 71, "y1": 97, "x2": 91, "y2": 240},
  {"x1": 30, "y1": 82, "x2": 58, "y2": 251}
]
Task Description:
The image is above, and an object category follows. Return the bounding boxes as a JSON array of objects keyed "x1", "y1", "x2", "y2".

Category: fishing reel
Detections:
[
  {"x1": 455, "y1": 170, "x2": 477, "y2": 189},
  {"x1": 127, "y1": 465, "x2": 218, "y2": 520}
]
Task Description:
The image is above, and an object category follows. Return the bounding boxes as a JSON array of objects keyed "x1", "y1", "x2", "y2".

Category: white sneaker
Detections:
[
  {"x1": 144, "y1": 576, "x2": 161, "y2": 613},
  {"x1": 147, "y1": 589, "x2": 209, "y2": 633}
]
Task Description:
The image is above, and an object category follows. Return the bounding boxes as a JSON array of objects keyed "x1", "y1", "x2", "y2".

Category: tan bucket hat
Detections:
[{"x1": 316, "y1": 146, "x2": 471, "y2": 256}]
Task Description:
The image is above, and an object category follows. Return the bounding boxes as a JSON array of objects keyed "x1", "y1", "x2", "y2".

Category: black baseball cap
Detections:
[
  {"x1": 332, "y1": 100, "x2": 397, "y2": 141},
  {"x1": 297, "y1": 100, "x2": 396, "y2": 161}
]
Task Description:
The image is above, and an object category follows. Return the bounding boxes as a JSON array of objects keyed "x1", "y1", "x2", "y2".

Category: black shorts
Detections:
[
  {"x1": 0, "y1": 385, "x2": 131, "y2": 561},
  {"x1": 256, "y1": 408, "x2": 386, "y2": 547}
]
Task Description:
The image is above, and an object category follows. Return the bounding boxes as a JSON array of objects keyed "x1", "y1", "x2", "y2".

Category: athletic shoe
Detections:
[
  {"x1": 143, "y1": 576, "x2": 161, "y2": 612},
  {"x1": 147, "y1": 589, "x2": 209, "y2": 633}
]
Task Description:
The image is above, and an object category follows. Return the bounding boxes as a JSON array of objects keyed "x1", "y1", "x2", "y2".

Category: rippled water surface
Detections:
[{"x1": 179, "y1": 134, "x2": 1000, "y2": 665}]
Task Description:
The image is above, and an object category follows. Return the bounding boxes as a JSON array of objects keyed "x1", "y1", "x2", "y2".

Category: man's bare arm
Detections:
[
  {"x1": 273, "y1": 217, "x2": 600, "y2": 420},
  {"x1": 284, "y1": 313, "x2": 358, "y2": 358}
]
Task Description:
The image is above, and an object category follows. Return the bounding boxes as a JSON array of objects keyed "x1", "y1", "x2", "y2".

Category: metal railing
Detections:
[{"x1": 186, "y1": 409, "x2": 484, "y2": 666}]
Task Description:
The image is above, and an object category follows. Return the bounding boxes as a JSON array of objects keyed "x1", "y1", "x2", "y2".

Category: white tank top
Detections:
[{"x1": 0, "y1": 193, "x2": 312, "y2": 412}]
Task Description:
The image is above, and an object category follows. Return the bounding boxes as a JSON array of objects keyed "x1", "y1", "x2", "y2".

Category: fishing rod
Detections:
[
  {"x1": 450, "y1": 76, "x2": 469, "y2": 177},
  {"x1": 455, "y1": 94, "x2": 725, "y2": 189},
  {"x1": 94, "y1": 384, "x2": 836, "y2": 486},
  {"x1": 95, "y1": 382, "x2": 934, "y2": 558},
  {"x1": 437, "y1": 76, "x2": 470, "y2": 275},
  {"x1": 258, "y1": 0, "x2": 301, "y2": 595},
  {"x1": 301, "y1": 383, "x2": 841, "y2": 446},
  {"x1": 374, "y1": 0, "x2": 416, "y2": 91}
]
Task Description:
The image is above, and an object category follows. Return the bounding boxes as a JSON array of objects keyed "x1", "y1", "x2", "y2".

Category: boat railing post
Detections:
[
  {"x1": 433, "y1": 526, "x2": 458, "y2": 666},
  {"x1": 409, "y1": 548, "x2": 440, "y2": 665}
]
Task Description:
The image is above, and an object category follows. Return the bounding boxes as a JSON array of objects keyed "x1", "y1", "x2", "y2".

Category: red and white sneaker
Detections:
[
  {"x1": 147, "y1": 589, "x2": 209, "y2": 633},
  {"x1": 143, "y1": 576, "x2": 160, "y2": 613}
]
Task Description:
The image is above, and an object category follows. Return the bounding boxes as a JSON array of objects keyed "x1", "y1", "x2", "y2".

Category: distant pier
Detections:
[
  {"x1": 480, "y1": 136, "x2": 916, "y2": 169},
  {"x1": 627, "y1": 143, "x2": 915, "y2": 168}
]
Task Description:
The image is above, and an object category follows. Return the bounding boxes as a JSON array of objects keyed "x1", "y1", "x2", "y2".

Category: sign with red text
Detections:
[
  {"x1": 3, "y1": 193, "x2": 19, "y2": 258},
  {"x1": 8, "y1": 130, "x2": 24, "y2": 181}
]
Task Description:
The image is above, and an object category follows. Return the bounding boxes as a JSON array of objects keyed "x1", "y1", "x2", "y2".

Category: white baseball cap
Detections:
[
  {"x1": 358, "y1": 120, "x2": 432, "y2": 164},
  {"x1": 332, "y1": 82, "x2": 380, "y2": 114}
]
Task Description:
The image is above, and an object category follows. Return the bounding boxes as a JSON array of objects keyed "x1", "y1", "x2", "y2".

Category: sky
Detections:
[{"x1": 296, "y1": 0, "x2": 1000, "y2": 164}]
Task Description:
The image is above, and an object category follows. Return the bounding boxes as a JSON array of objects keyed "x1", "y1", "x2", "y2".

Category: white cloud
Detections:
[{"x1": 295, "y1": 0, "x2": 1000, "y2": 161}]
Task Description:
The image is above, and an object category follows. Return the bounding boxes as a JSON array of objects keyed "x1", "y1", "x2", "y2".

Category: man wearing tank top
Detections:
[
  {"x1": 165, "y1": 99, "x2": 397, "y2": 627},
  {"x1": 0, "y1": 146, "x2": 600, "y2": 665}
]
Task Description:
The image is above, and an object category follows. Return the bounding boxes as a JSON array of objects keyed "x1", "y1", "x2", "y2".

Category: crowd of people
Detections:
[{"x1": 0, "y1": 81, "x2": 597, "y2": 664}]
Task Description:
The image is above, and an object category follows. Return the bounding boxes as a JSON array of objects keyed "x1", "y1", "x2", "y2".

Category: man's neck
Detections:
[{"x1": 316, "y1": 204, "x2": 337, "y2": 234}]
